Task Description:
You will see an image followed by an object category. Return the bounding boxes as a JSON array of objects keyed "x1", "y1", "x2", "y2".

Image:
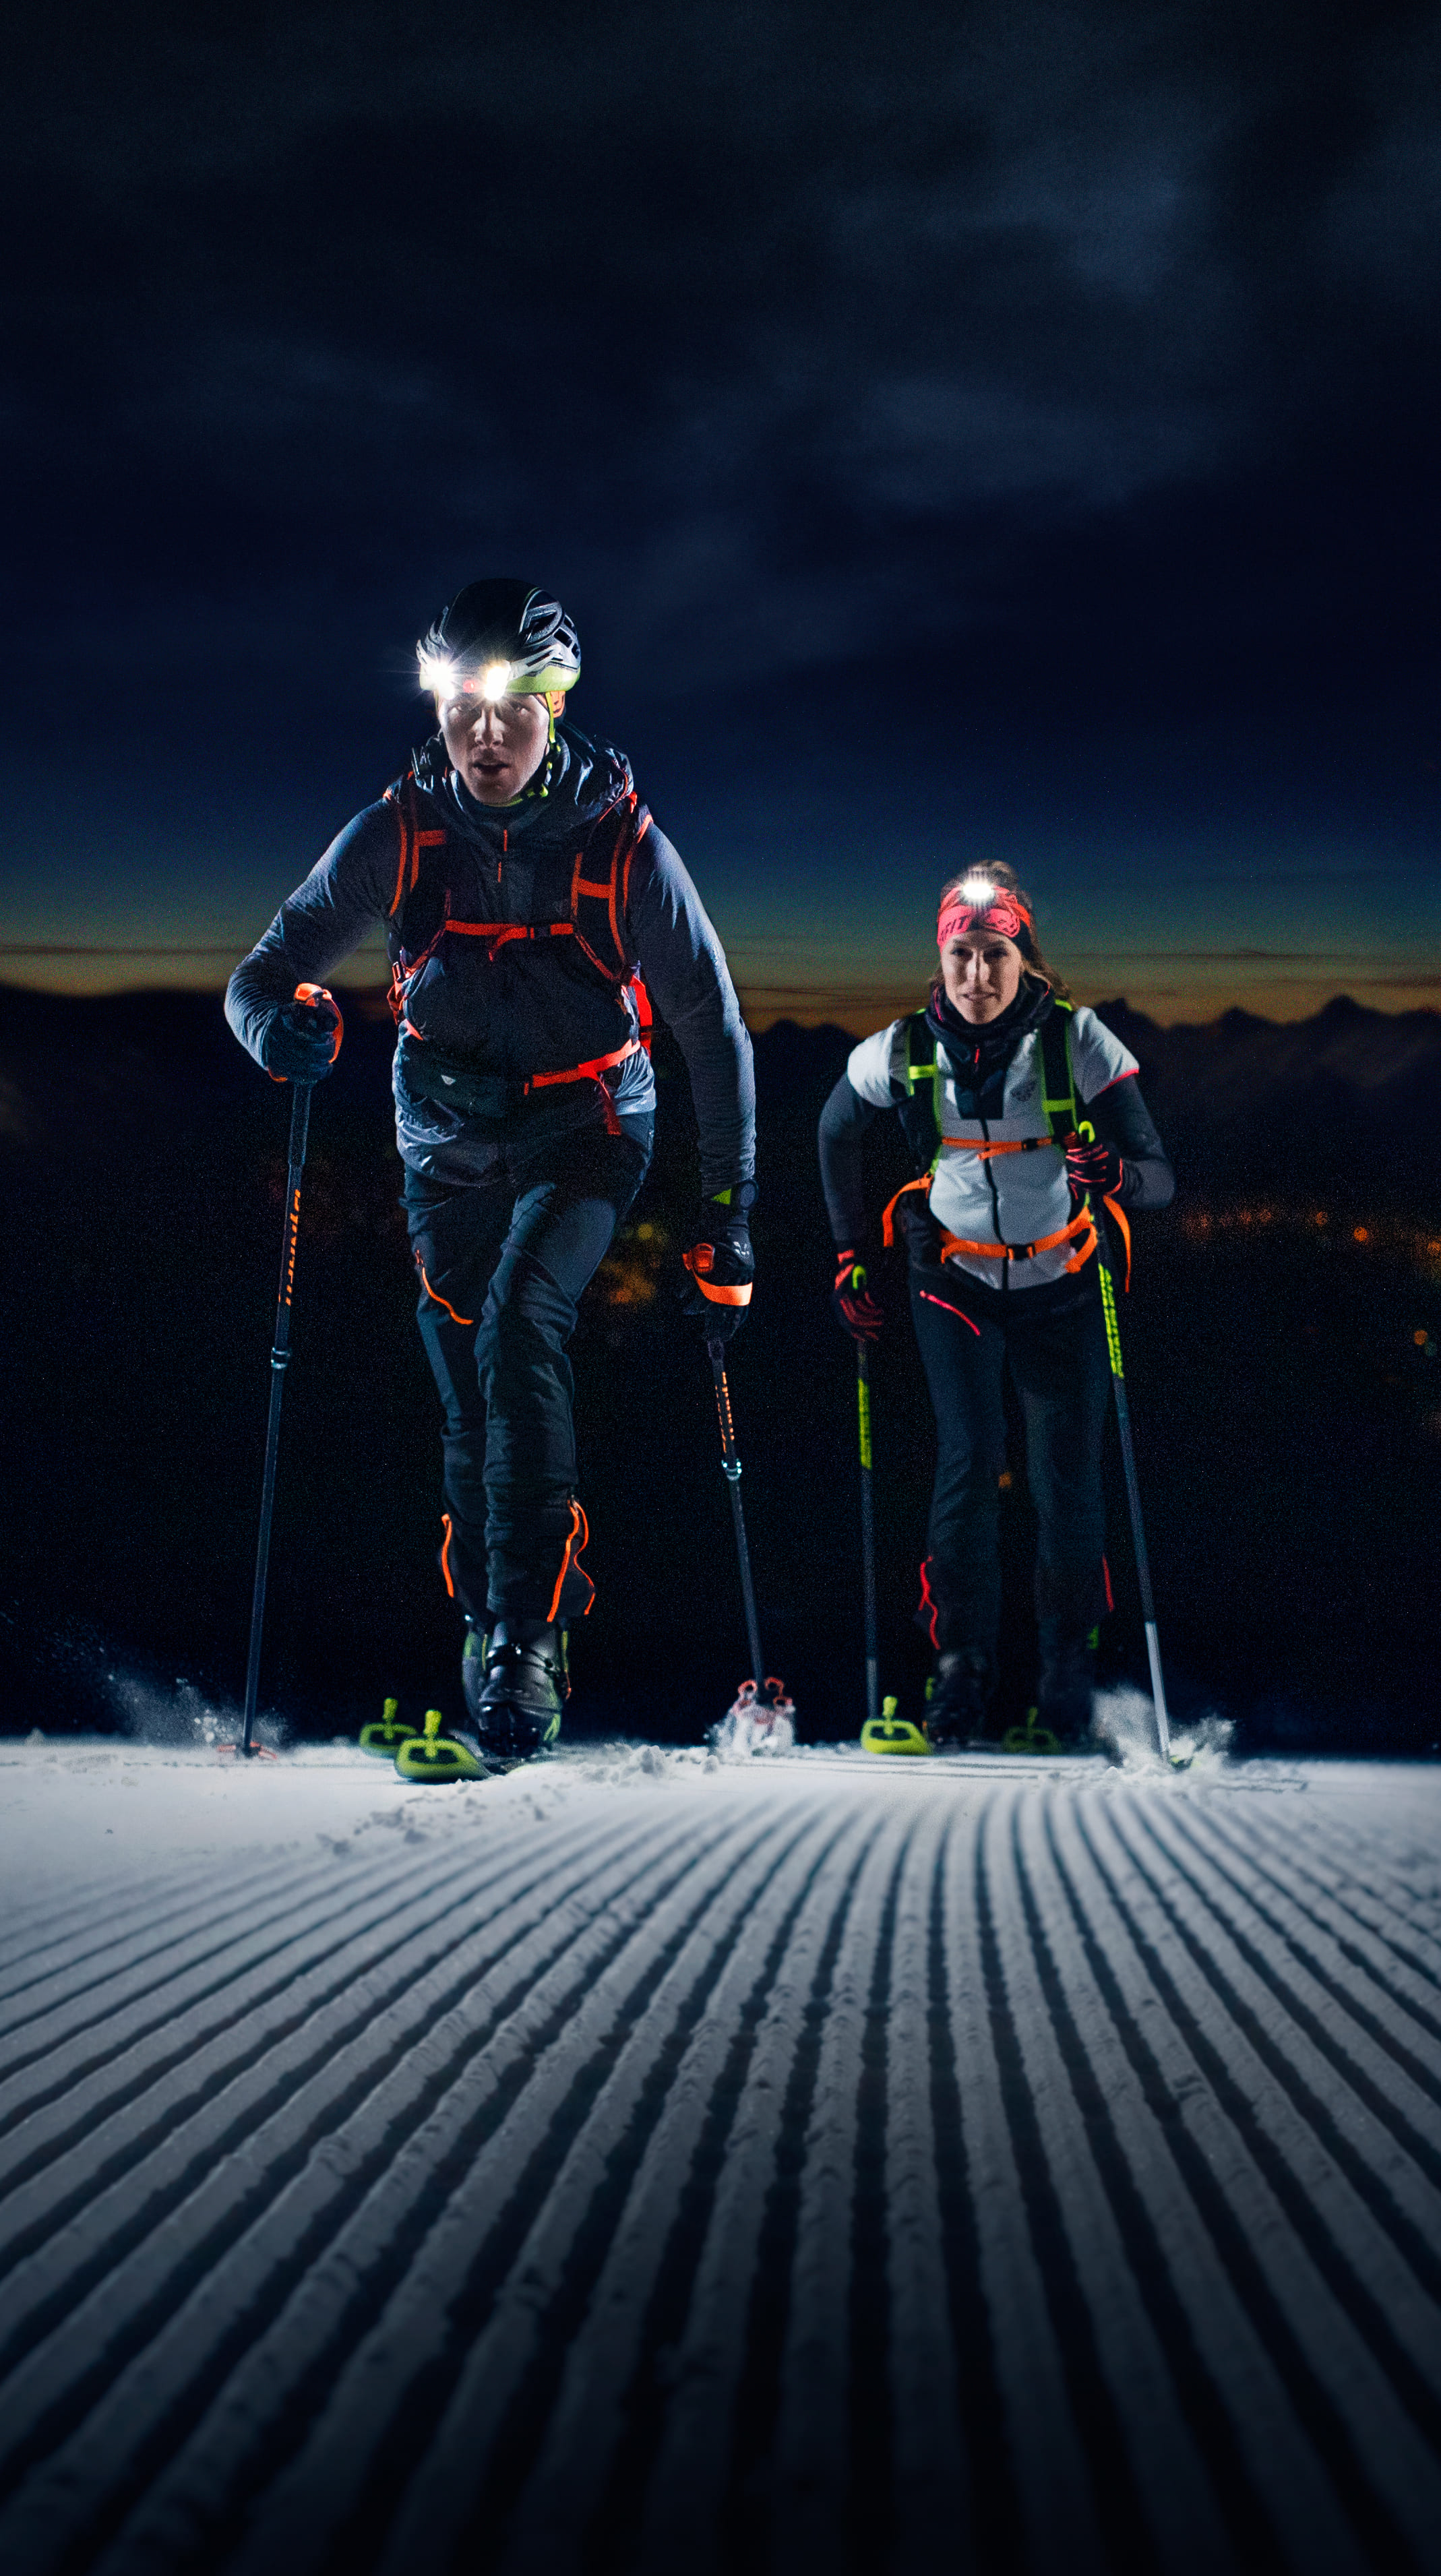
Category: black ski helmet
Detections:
[{"x1": 417, "y1": 578, "x2": 581, "y2": 700}]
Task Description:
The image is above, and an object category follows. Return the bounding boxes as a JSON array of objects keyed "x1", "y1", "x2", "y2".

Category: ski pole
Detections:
[
  {"x1": 1091, "y1": 1204, "x2": 1173, "y2": 1764},
  {"x1": 241, "y1": 1077, "x2": 313, "y2": 1756},
  {"x1": 240, "y1": 985, "x2": 340, "y2": 1757},
  {"x1": 706, "y1": 1338, "x2": 766, "y2": 1688},
  {"x1": 857, "y1": 1341, "x2": 880, "y2": 1727}
]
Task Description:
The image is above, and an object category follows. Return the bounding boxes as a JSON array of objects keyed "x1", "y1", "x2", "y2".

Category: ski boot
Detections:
[
  {"x1": 925, "y1": 1651, "x2": 995, "y2": 1749},
  {"x1": 466, "y1": 1618, "x2": 568, "y2": 1762},
  {"x1": 1034, "y1": 1636, "x2": 1096, "y2": 1748}
]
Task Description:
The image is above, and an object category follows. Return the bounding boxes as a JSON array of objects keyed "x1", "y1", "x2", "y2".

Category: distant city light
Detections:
[{"x1": 1354, "y1": 1226, "x2": 1370, "y2": 1243}]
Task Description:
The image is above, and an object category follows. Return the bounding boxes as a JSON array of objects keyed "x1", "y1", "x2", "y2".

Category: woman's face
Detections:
[
  {"x1": 940, "y1": 926, "x2": 1024, "y2": 1022},
  {"x1": 438, "y1": 686, "x2": 551, "y2": 805}
]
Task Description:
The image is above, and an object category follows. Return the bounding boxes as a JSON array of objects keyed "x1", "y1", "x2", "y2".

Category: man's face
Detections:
[{"x1": 437, "y1": 684, "x2": 552, "y2": 805}]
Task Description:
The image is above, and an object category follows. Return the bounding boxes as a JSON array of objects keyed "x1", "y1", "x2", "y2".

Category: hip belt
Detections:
[{"x1": 400, "y1": 1033, "x2": 640, "y2": 1134}]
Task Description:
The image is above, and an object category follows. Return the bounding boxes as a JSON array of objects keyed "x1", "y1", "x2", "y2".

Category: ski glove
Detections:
[
  {"x1": 1065, "y1": 1134, "x2": 1124, "y2": 1199},
  {"x1": 832, "y1": 1245, "x2": 884, "y2": 1343},
  {"x1": 264, "y1": 984, "x2": 344, "y2": 1084},
  {"x1": 679, "y1": 1191, "x2": 756, "y2": 1345}
]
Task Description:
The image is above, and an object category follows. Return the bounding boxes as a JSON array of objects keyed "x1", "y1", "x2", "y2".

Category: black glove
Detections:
[
  {"x1": 679, "y1": 1190, "x2": 756, "y2": 1345},
  {"x1": 832, "y1": 1244, "x2": 884, "y2": 1343},
  {"x1": 1065, "y1": 1134, "x2": 1124, "y2": 1198},
  {"x1": 263, "y1": 984, "x2": 344, "y2": 1084}
]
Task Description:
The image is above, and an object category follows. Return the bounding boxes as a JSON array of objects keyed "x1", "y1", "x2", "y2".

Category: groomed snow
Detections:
[
  {"x1": 0, "y1": 1685, "x2": 1250, "y2": 1897},
  {"x1": 1, "y1": 1724, "x2": 1439, "y2": 2575}
]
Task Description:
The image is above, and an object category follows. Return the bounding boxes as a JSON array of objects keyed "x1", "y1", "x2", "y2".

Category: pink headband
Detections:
[{"x1": 936, "y1": 886, "x2": 1033, "y2": 949}]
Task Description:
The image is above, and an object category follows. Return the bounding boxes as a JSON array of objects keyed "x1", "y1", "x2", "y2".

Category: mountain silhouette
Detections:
[{"x1": 2, "y1": 983, "x2": 1438, "y2": 1752}]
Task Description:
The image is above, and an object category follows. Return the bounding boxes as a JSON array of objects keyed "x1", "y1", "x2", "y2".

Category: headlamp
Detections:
[
  {"x1": 419, "y1": 654, "x2": 517, "y2": 704},
  {"x1": 417, "y1": 652, "x2": 457, "y2": 698}
]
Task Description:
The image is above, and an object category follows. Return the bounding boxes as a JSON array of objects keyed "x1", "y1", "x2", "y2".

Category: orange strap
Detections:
[
  {"x1": 938, "y1": 1210, "x2": 1097, "y2": 1272},
  {"x1": 525, "y1": 1037, "x2": 639, "y2": 1095},
  {"x1": 526, "y1": 1037, "x2": 640, "y2": 1139},
  {"x1": 682, "y1": 1244, "x2": 754, "y2": 1306},
  {"x1": 440, "y1": 1512, "x2": 456, "y2": 1599},
  {"x1": 939, "y1": 1134, "x2": 1057, "y2": 1158},
  {"x1": 883, "y1": 1162, "x2": 1132, "y2": 1285},
  {"x1": 881, "y1": 1177, "x2": 932, "y2": 1248}
]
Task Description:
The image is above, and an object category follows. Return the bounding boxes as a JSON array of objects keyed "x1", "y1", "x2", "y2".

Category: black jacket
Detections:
[{"x1": 226, "y1": 723, "x2": 755, "y2": 1192}]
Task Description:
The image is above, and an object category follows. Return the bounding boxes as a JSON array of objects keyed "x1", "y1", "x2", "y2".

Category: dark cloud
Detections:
[{"x1": 4, "y1": 0, "x2": 1438, "y2": 1014}]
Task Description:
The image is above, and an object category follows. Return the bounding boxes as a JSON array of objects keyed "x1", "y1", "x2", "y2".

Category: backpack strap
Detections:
[
  {"x1": 383, "y1": 771, "x2": 446, "y2": 921},
  {"x1": 569, "y1": 794, "x2": 651, "y2": 982},
  {"x1": 890, "y1": 1012, "x2": 942, "y2": 1173},
  {"x1": 1037, "y1": 998, "x2": 1078, "y2": 1143}
]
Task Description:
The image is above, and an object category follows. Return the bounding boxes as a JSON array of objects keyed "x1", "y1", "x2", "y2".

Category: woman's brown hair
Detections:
[{"x1": 934, "y1": 860, "x2": 1072, "y2": 1001}]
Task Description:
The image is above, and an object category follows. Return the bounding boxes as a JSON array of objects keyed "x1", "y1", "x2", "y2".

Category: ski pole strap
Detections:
[
  {"x1": 683, "y1": 1244, "x2": 753, "y2": 1306},
  {"x1": 1101, "y1": 1192, "x2": 1132, "y2": 1292},
  {"x1": 1075, "y1": 1117, "x2": 1132, "y2": 1291}
]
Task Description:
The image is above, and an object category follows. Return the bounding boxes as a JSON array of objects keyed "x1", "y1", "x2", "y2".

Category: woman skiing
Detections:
[
  {"x1": 818, "y1": 864, "x2": 1173, "y2": 1745},
  {"x1": 227, "y1": 579, "x2": 755, "y2": 1761}
]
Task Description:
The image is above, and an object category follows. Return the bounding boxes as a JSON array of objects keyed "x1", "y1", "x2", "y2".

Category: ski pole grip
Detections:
[
  {"x1": 293, "y1": 983, "x2": 344, "y2": 1060},
  {"x1": 267, "y1": 983, "x2": 345, "y2": 1086}
]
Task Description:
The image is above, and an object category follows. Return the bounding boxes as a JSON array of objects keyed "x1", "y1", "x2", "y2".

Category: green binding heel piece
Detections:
[
  {"x1": 394, "y1": 1708, "x2": 488, "y2": 1784},
  {"x1": 359, "y1": 1696, "x2": 413, "y2": 1758},
  {"x1": 1000, "y1": 1707, "x2": 1063, "y2": 1756},
  {"x1": 861, "y1": 1693, "x2": 933, "y2": 1756}
]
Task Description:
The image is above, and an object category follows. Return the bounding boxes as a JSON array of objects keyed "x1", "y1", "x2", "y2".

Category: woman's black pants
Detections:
[
  {"x1": 909, "y1": 1270, "x2": 1110, "y2": 1668},
  {"x1": 404, "y1": 1122, "x2": 650, "y2": 1627}
]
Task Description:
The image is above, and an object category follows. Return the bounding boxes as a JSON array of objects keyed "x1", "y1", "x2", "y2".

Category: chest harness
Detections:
[
  {"x1": 880, "y1": 1000, "x2": 1130, "y2": 1283},
  {"x1": 381, "y1": 772, "x2": 654, "y2": 1135}
]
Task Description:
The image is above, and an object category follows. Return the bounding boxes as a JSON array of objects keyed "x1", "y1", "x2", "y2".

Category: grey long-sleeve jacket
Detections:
[{"x1": 226, "y1": 724, "x2": 755, "y2": 1194}]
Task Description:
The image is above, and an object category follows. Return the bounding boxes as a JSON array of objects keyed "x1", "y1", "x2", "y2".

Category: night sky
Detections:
[{"x1": 5, "y1": 0, "x2": 1438, "y2": 1027}]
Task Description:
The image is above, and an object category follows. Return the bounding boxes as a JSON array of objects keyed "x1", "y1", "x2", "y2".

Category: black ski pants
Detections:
[
  {"x1": 910, "y1": 1269, "x2": 1110, "y2": 1667},
  {"x1": 404, "y1": 1120, "x2": 651, "y2": 1627}
]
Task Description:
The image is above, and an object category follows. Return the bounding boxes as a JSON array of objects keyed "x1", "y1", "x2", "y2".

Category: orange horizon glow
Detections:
[{"x1": 2, "y1": 948, "x2": 1439, "y2": 1035}]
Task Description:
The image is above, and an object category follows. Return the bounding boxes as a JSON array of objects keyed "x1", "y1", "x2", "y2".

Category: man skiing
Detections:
[
  {"x1": 226, "y1": 579, "x2": 755, "y2": 1760},
  {"x1": 818, "y1": 863, "x2": 1173, "y2": 1746}
]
